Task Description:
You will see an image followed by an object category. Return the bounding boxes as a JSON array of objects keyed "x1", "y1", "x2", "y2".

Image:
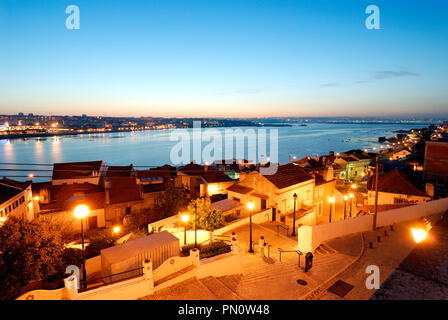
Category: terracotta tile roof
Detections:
[
  {"x1": 40, "y1": 183, "x2": 105, "y2": 212},
  {"x1": 136, "y1": 165, "x2": 177, "y2": 180},
  {"x1": 142, "y1": 183, "x2": 167, "y2": 194},
  {"x1": 293, "y1": 157, "x2": 324, "y2": 169},
  {"x1": 227, "y1": 184, "x2": 253, "y2": 194},
  {"x1": 201, "y1": 171, "x2": 233, "y2": 183},
  {"x1": 106, "y1": 165, "x2": 133, "y2": 177},
  {"x1": 263, "y1": 163, "x2": 313, "y2": 189},
  {"x1": 107, "y1": 177, "x2": 142, "y2": 204},
  {"x1": 52, "y1": 161, "x2": 104, "y2": 180},
  {"x1": 179, "y1": 163, "x2": 232, "y2": 183},
  {"x1": 367, "y1": 169, "x2": 429, "y2": 197},
  {"x1": 0, "y1": 178, "x2": 31, "y2": 204}
]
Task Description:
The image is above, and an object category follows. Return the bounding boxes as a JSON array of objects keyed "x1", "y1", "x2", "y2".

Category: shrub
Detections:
[
  {"x1": 199, "y1": 241, "x2": 231, "y2": 259},
  {"x1": 181, "y1": 244, "x2": 196, "y2": 256}
]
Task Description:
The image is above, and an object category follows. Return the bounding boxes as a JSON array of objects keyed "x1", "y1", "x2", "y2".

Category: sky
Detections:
[{"x1": 0, "y1": 0, "x2": 447, "y2": 118}]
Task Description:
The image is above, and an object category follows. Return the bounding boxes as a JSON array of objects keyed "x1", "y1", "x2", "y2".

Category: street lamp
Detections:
[
  {"x1": 349, "y1": 193, "x2": 354, "y2": 217},
  {"x1": 247, "y1": 202, "x2": 254, "y2": 253},
  {"x1": 181, "y1": 214, "x2": 189, "y2": 245},
  {"x1": 328, "y1": 197, "x2": 335, "y2": 223},
  {"x1": 194, "y1": 202, "x2": 198, "y2": 248},
  {"x1": 113, "y1": 226, "x2": 121, "y2": 235},
  {"x1": 343, "y1": 195, "x2": 348, "y2": 219},
  {"x1": 411, "y1": 219, "x2": 432, "y2": 243},
  {"x1": 74, "y1": 204, "x2": 89, "y2": 288},
  {"x1": 292, "y1": 193, "x2": 298, "y2": 236}
]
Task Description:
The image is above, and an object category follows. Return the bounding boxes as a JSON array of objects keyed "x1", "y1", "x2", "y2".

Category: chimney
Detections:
[
  {"x1": 105, "y1": 179, "x2": 110, "y2": 205},
  {"x1": 204, "y1": 164, "x2": 208, "y2": 172}
]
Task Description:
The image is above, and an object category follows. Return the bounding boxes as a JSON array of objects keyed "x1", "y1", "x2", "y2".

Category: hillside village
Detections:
[{"x1": 1, "y1": 121, "x2": 448, "y2": 300}]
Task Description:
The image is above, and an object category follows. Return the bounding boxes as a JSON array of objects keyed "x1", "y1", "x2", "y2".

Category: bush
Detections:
[
  {"x1": 199, "y1": 241, "x2": 231, "y2": 259},
  {"x1": 181, "y1": 244, "x2": 196, "y2": 256},
  {"x1": 84, "y1": 234, "x2": 115, "y2": 259}
]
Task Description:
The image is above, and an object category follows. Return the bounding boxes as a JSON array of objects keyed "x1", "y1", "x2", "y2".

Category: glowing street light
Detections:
[
  {"x1": 113, "y1": 226, "x2": 121, "y2": 235},
  {"x1": 349, "y1": 193, "x2": 354, "y2": 217},
  {"x1": 74, "y1": 204, "x2": 89, "y2": 288},
  {"x1": 411, "y1": 228, "x2": 427, "y2": 243},
  {"x1": 411, "y1": 219, "x2": 432, "y2": 243},
  {"x1": 248, "y1": 202, "x2": 255, "y2": 253}
]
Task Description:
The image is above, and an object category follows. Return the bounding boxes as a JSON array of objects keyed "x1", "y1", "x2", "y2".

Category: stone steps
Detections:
[
  {"x1": 199, "y1": 276, "x2": 241, "y2": 300},
  {"x1": 239, "y1": 252, "x2": 347, "y2": 285},
  {"x1": 153, "y1": 265, "x2": 196, "y2": 287}
]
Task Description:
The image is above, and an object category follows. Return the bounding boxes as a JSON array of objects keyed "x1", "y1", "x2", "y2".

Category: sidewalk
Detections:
[{"x1": 311, "y1": 215, "x2": 443, "y2": 300}]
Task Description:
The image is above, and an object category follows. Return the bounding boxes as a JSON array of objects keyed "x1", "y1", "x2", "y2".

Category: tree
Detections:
[
  {"x1": 0, "y1": 217, "x2": 66, "y2": 300},
  {"x1": 187, "y1": 197, "x2": 224, "y2": 243},
  {"x1": 156, "y1": 183, "x2": 189, "y2": 218}
]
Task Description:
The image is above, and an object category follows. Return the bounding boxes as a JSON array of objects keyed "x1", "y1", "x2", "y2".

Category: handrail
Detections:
[
  {"x1": 278, "y1": 248, "x2": 303, "y2": 267},
  {"x1": 78, "y1": 266, "x2": 144, "y2": 292},
  {"x1": 276, "y1": 223, "x2": 289, "y2": 236}
]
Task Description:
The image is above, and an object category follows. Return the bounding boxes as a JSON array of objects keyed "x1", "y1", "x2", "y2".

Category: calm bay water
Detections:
[{"x1": 0, "y1": 123, "x2": 429, "y2": 181}]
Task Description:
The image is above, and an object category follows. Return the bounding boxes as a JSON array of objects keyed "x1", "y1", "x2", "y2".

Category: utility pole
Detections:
[{"x1": 373, "y1": 154, "x2": 379, "y2": 230}]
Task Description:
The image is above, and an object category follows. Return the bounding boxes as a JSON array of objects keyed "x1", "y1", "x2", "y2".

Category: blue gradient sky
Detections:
[{"x1": 0, "y1": 0, "x2": 447, "y2": 118}]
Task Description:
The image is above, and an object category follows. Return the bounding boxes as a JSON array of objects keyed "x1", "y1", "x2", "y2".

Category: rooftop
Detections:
[
  {"x1": 367, "y1": 168, "x2": 429, "y2": 197},
  {"x1": 263, "y1": 163, "x2": 313, "y2": 189},
  {"x1": 52, "y1": 160, "x2": 104, "y2": 180}
]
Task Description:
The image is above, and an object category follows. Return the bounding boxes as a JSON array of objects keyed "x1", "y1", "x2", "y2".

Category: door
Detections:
[
  {"x1": 261, "y1": 199, "x2": 267, "y2": 210},
  {"x1": 272, "y1": 207, "x2": 276, "y2": 221},
  {"x1": 88, "y1": 216, "x2": 98, "y2": 230}
]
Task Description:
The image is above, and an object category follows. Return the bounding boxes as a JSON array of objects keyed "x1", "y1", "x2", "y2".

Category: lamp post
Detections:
[
  {"x1": 248, "y1": 202, "x2": 254, "y2": 253},
  {"x1": 181, "y1": 214, "x2": 189, "y2": 245},
  {"x1": 343, "y1": 195, "x2": 348, "y2": 219},
  {"x1": 74, "y1": 204, "x2": 89, "y2": 289},
  {"x1": 292, "y1": 193, "x2": 298, "y2": 236},
  {"x1": 328, "y1": 197, "x2": 335, "y2": 223},
  {"x1": 349, "y1": 193, "x2": 354, "y2": 217},
  {"x1": 194, "y1": 202, "x2": 198, "y2": 248}
]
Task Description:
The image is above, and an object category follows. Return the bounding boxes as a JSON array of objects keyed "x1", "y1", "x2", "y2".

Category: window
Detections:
[
  {"x1": 319, "y1": 187, "x2": 323, "y2": 197},
  {"x1": 125, "y1": 207, "x2": 131, "y2": 215}
]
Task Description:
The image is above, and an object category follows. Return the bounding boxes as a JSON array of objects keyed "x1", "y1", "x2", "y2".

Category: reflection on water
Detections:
[{"x1": 0, "y1": 123, "x2": 429, "y2": 181}]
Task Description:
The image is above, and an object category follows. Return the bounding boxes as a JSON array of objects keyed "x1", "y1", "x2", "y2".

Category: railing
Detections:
[
  {"x1": 198, "y1": 234, "x2": 232, "y2": 246},
  {"x1": 278, "y1": 248, "x2": 303, "y2": 267},
  {"x1": 276, "y1": 224, "x2": 289, "y2": 237},
  {"x1": 78, "y1": 267, "x2": 143, "y2": 293}
]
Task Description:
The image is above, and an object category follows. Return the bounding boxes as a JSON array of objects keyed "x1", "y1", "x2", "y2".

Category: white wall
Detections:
[{"x1": 298, "y1": 197, "x2": 448, "y2": 253}]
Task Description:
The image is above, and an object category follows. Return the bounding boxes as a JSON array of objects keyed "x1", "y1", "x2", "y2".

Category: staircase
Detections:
[
  {"x1": 198, "y1": 276, "x2": 241, "y2": 300},
  {"x1": 153, "y1": 265, "x2": 197, "y2": 290},
  {"x1": 314, "y1": 243, "x2": 338, "y2": 256}
]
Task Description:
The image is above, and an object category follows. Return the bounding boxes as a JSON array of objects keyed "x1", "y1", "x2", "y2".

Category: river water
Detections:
[{"x1": 0, "y1": 122, "x2": 429, "y2": 181}]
